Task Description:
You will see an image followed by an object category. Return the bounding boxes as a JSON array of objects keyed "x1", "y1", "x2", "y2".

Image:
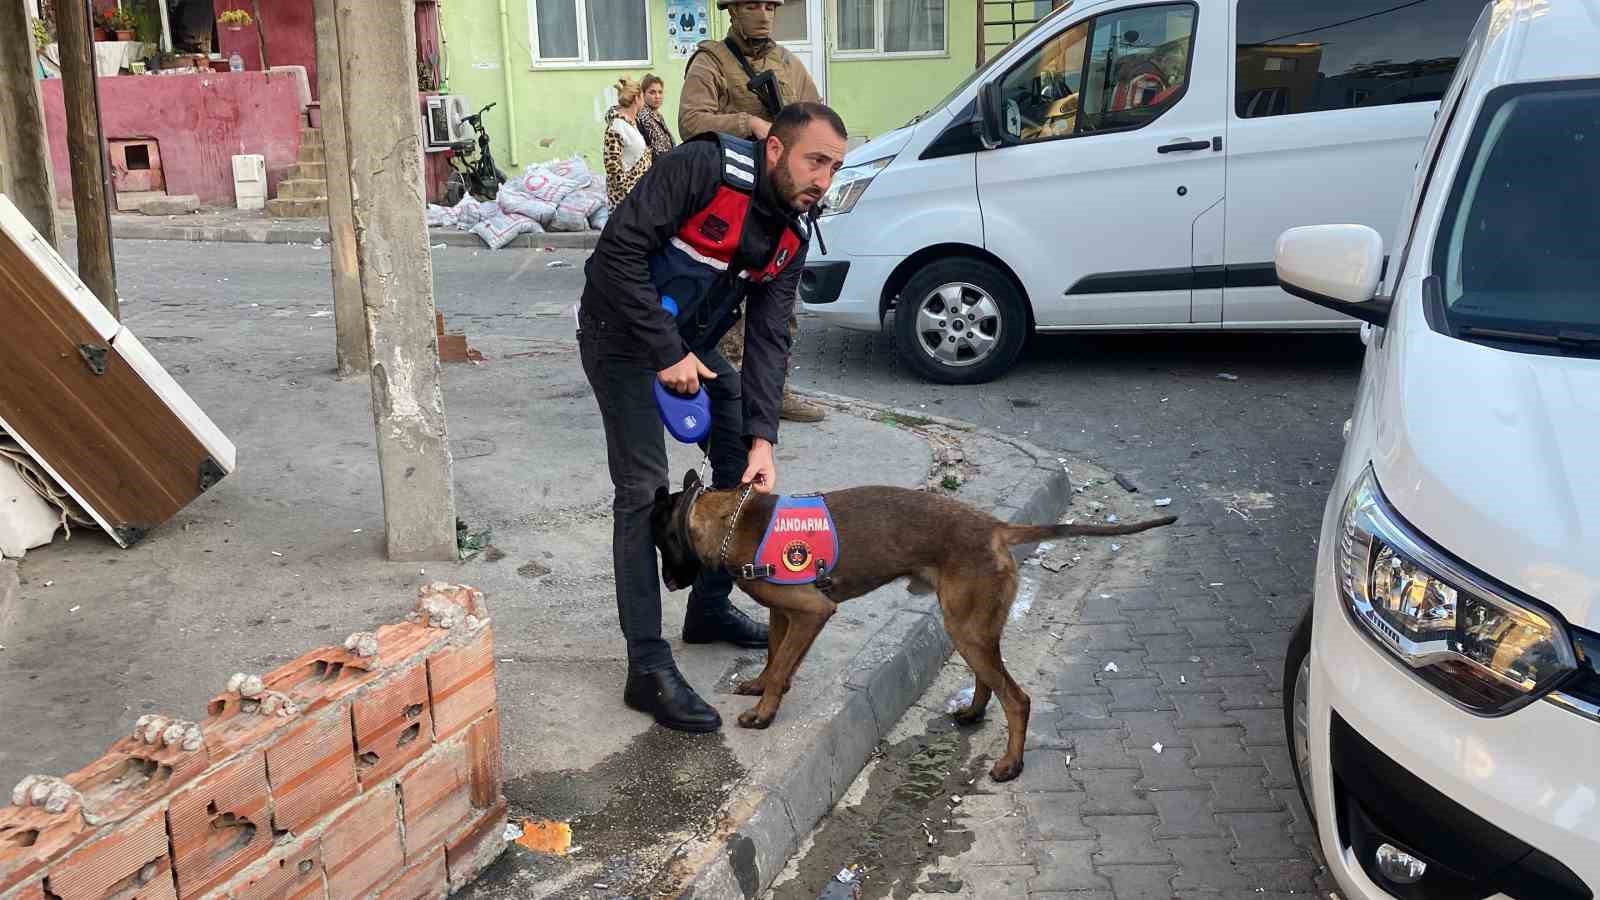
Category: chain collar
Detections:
[{"x1": 716, "y1": 483, "x2": 757, "y2": 574}]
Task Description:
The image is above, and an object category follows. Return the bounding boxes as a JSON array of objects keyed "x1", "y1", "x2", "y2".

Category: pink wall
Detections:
[
  {"x1": 215, "y1": 0, "x2": 319, "y2": 100},
  {"x1": 40, "y1": 71, "x2": 306, "y2": 207}
]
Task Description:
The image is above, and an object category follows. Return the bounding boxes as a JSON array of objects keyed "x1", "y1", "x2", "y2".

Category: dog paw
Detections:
[
  {"x1": 733, "y1": 679, "x2": 766, "y2": 696},
  {"x1": 989, "y1": 757, "x2": 1024, "y2": 783},
  {"x1": 951, "y1": 706, "x2": 987, "y2": 727},
  {"x1": 737, "y1": 708, "x2": 773, "y2": 729}
]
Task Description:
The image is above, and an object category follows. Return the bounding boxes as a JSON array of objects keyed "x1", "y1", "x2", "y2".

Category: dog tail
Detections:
[{"x1": 1003, "y1": 515, "x2": 1177, "y2": 545}]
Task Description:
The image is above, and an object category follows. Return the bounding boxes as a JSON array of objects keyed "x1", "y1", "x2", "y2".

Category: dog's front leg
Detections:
[
  {"x1": 735, "y1": 608, "x2": 790, "y2": 696},
  {"x1": 738, "y1": 589, "x2": 834, "y2": 729}
]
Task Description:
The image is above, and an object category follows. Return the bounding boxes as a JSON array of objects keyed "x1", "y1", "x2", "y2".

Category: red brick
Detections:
[
  {"x1": 397, "y1": 744, "x2": 472, "y2": 861},
  {"x1": 425, "y1": 629, "x2": 496, "y2": 741},
  {"x1": 444, "y1": 803, "x2": 507, "y2": 891},
  {"x1": 437, "y1": 333, "x2": 469, "y2": 364},
  {"x1": 67, "y1": 735, "x2": 209, "y2": 826},
  {"x1": 263, "y1": 646, "x2": 380, "y2": 716},
  {"x1": 201, "y1": 693, "x2": 295, "y2": 763},
  {"x1": 264, "y1": 709, "x2": 358, "y2": 834},
  {"x1": 375, "y1": 848, "x2": 446, "y2": 900},
  {"x1": 46, "y1": 805, "x2": 173, "y2": 900},
  {"x1": 371, "y1": 622, "x2": 445, "y2": 668},
  {"x1": 464, "y1": 715, "x2": 502, "y2": 812},
  {"x1": 225, "y1": 833, "x2": 322, "y2": 900},
  {"x1": 167, "y1": 752, "x2": 274, "y2": 899},
  {"x1": 415, "y1": 584, "x2": 484, "y2": 621},
  {"x1": 353, "y1": 664, "x2": 434, "y2": 789},
  {"x1": 0, "y1": 878, "x2": 44, "y2": 900},
  {"x1": 0, "y1": 802, "x2": 89, "y2": 894},
  {"x1": 321, "y1": 786, "x2": 403, "y2": 899}
]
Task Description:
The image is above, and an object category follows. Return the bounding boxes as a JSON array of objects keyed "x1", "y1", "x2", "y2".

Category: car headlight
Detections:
[
  {"x1": 820, "y1": 157, "x2": 892, "y2": 218},
  {"x1": 1337, "y1": 467, "x2": 1577, "y2": 714}
]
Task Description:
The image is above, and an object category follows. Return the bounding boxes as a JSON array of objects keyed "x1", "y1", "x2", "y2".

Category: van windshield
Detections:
[
  {"x1": 1435, "y1": 81, "x2": 1600, "y2": 352},
  {"x1": 914, "y1": 2, "x2": 1077, "y2": 123}
]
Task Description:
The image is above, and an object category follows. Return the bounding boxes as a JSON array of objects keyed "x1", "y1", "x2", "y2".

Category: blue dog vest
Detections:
[{"x1": 750, "y1": 495, "x2": 840, "y2": 586}]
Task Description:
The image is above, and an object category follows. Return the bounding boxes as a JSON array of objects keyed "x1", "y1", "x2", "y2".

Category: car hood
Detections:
[
  {"x1": 844, "y1": 121, "x2": 921, "y2": 166},
  {"x1": 1374, "y1": 319, "x2": 1600, "y2": 630}
]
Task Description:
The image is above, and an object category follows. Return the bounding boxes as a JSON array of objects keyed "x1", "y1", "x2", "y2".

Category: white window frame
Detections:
[
  {"x1": 529, "y1": 0, "x2": 652, "y2": 70},
  {"x1": 832, "y1": 0, "x2": 949, "y2": 60}
]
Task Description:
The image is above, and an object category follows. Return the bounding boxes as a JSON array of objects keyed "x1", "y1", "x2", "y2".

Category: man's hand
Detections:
[
  {"x1": 749, "y1": 116, "x2": 771, "y2": 140},
  {"x1": 741, "y1": 438, "x2": 777, "y2": 493},
  {"x1": 657, "y1": 353, "x2": 717, "y2": 395}
]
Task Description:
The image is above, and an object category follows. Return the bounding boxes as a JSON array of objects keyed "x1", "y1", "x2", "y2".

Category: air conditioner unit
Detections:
[{"x1": 425, "y1": 94, "x2": 472, "y2": 147}]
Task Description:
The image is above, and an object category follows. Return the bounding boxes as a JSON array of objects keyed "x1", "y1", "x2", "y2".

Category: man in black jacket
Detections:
[{"x1": 578, "y1": 102, "x2": 848, "y2": 732}]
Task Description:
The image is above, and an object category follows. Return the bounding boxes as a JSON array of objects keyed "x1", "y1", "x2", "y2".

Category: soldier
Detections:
[{"x1": 680, "y1": 0, "x2": 829, "y2": 423}]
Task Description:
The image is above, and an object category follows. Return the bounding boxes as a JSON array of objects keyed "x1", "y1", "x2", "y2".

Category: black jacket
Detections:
[{"x1": 581, "y1": 137, "x2": 807, "y2": 446}]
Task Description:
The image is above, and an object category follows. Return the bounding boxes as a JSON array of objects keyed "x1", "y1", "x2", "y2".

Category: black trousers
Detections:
[{"x1": 578, "y1": 311, "x2": 748, "y2": 672}]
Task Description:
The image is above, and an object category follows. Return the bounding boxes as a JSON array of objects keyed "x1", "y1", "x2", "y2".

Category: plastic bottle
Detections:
[{"x1": 228, "y1": 51, "x2": 243, "y2": 73}]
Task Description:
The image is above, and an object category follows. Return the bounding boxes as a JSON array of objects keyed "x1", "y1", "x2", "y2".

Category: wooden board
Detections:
[{"x1": 0, "y1": 193, "x2": 235, "y2": 546}]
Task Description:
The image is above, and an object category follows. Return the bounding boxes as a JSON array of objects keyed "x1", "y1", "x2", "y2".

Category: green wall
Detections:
[{"x1": 438, "y1": 0, "x2": 978, "y2": 169}]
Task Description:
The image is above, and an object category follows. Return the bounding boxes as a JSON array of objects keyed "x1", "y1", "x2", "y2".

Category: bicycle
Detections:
[{"x1": 444, "y1": 103, "x2": 508, "y2": 204}]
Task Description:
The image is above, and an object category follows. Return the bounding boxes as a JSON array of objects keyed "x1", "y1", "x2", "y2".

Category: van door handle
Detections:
[{"x1": 1158, "y1": 139, "x2": 1211, "y2": 154}]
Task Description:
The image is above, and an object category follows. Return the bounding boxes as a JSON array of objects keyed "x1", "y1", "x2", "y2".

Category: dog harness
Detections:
[{"x1": 736, "y1": 494, "x2": 840, "y2": 589}]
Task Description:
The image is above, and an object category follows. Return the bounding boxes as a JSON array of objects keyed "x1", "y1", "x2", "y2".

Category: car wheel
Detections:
[
  {"x1": 1283, "y1": 609, "x2": 1317, "y2": 827},
  {"x1": 893, "y1": 259, "x2": 1028, "y2": 385}
]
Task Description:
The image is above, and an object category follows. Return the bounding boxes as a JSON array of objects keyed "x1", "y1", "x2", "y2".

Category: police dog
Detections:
[{"x1": 652, "y1": 470, "x2": 1175, "y2": 782}]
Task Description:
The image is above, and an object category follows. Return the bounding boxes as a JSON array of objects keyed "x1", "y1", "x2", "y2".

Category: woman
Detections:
[
  {"x1": 603, "y1": 78, "x2": 652, "y2": 209},
  {"x1": 637, "y1": 74, "x2": 677, "y2": 157}
]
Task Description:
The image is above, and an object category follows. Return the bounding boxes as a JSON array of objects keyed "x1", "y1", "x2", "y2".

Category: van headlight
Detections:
[
  {"x1": 820, "y1": 157, "x2": 892, "y2": 218},
  {"x1": 1338, "y1": 467, "x2": 1577, "y2": 714}
]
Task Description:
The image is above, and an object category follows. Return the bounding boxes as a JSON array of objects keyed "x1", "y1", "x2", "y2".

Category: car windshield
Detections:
[{"x1": 1435, "y1": 81, "x2": 1600, "y2": 345}]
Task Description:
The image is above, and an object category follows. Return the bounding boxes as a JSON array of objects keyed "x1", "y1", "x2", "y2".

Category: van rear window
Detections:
[{"x1": 1235, "y1": 0, "x2": 1483, "y2": 119}]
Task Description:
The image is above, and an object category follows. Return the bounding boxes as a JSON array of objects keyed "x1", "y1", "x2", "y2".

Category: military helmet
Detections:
[{"x1": 718, "y1": 0, "x2": 784, "y2": 8}]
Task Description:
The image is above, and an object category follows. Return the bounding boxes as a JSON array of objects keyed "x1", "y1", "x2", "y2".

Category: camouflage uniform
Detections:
[{"x1": 680, "y1": 25, "x2": 826, "y2": 422}]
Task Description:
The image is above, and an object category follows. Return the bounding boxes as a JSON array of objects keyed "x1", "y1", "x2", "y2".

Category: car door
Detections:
[
  {"x1": 976, "y1": 0, "x2": 1228, "y2": 327},
  {"x1": 1221, "y1": 0, "x2": 1485, "y2": 328}
]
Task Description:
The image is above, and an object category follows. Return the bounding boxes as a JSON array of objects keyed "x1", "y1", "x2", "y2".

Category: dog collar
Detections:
[{"x1": 715, "y1": 483, "x2": 757, "y2": 575}]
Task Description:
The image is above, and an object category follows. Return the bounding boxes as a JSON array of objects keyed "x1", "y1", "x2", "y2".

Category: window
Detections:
[
  {"x1": 995, "y1": 3, "x2": 1195, "y2": 144},
  {"x1": 774, "y1": 2, "x2": 808, "y2": 42},
  {"x1": 1433, "y1": 82, "x2": 1600, "y2": 339},
  {"x1": 533, "y1": 0, "x2": 649, "y2": 65},
  {"x1": 1235, "y1": 0, "x2": 1482, "y2": 120},
  {"x1": 835, "y1": 0, "x2": 946, "y2": 55}
]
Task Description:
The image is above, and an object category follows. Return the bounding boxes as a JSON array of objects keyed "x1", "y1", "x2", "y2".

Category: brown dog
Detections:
[{"x1": 652, "y1": 470, "x2": 1175, "y2": 781}]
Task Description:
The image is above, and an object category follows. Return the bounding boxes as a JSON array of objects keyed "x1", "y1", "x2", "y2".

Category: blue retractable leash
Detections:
[{"x1": 654, "y1": 295, "x2": 712, "y2": 444}]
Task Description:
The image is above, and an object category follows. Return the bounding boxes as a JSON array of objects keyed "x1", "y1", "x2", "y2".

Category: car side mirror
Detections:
[
  {"x1": 978, "y1": 82, "x2": 1002, "y2": 150},
  {"x1": 1274, "y1": 224, "x2": 1390, "y2": 326}
]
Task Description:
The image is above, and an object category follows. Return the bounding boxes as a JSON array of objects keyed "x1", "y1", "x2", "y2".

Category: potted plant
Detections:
[
  {"x1": 103, "y1": 8, "x2": 136, "y2": 42},
  {"x1": 218, "y1": 9, "x2": 253, "y2": 32},
  {"x1": 31, "y1": 17, "x2": 50, "y2": 50}
]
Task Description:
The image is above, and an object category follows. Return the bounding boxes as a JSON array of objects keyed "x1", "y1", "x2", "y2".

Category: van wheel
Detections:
[
  {"x1": 1283, "y1": 609, "x2": 1317, "y2": 827},
  {"x1": 893, "y1": 259, "x2": 1028, "y2": 385}
]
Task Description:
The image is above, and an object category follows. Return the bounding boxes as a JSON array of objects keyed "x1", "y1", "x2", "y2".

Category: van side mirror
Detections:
[
  {"x1": 978, "y1": 82, "x2": 1002, "y2": 149},
  {"x1": 1274, "y1": 224, "x2": 1390, "y2": 326}
]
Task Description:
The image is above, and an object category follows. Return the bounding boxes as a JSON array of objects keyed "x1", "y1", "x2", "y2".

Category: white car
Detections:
[
  {"x1": 803, "y1": 0, "x2": 1485, "y2": 383},
  {"x1": 1278, "y1": 1, "x2": 1600, "y2": 897}
]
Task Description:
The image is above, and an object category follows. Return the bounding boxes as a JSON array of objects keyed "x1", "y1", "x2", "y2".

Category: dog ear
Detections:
[
  {"x1": 683, "y1": 469, "x2": 702, "y2": 490},
  {"x1": 655, "y1": 485, "x2": 670, "y2": 504}
]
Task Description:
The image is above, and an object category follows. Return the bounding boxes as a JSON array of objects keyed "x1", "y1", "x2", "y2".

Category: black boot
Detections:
[
  {"x1": 623, "y1": 666, "x2": 722, "y2": 733},
  {"x1": 683, "y1": 604, "x2": 770, "y2": 648}
]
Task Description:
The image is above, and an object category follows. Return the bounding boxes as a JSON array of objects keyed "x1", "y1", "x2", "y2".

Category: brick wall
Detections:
[{"x1": 0, "y1": 584, "x2": 506, "y2": 900}]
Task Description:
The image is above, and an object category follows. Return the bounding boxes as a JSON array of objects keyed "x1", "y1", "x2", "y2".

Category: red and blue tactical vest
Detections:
[{"x1": 650, "y1": 134, "x2": 810, "y2": 352}]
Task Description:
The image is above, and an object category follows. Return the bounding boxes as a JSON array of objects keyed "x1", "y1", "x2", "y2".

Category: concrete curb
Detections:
[
  {"x1": 0, "y1": 559, "x2": 18, "y2": 642},
  {"x1": 676, "y1": 392, "x2": 1073, "y2": 899},
  {"x1": 63, "y1": 220, "x2": 602, "y2": 250}
]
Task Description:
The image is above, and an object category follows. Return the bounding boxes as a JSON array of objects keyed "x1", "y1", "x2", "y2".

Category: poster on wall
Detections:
[{"x1": 666, "y1": 0, "x2": 711, "y2": 58}]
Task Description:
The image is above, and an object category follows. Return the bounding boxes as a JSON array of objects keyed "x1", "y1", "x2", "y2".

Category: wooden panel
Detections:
[{"x1": 0, "y1": 199, "x2": 224, "y2": 544}]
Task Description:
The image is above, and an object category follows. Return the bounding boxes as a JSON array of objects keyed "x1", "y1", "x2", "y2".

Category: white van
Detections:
[
  {"x1": 802, "y1": 0, "x2": 1485, "y2": 383},
  {"x1": 1278, "y1": 0, "x2": 1600, "y2": 896}
]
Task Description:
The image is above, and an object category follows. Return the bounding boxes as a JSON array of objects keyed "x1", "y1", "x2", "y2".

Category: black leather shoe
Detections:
[
  {"x1": 623, "y1": 667, "x2": 722, "y2": 733},
  {"x1": 683, "y1": 605, "x2": 770, "y2": 648}
]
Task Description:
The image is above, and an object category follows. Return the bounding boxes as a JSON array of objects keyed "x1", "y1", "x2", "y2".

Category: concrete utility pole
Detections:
[
  {"x1": 55, "y1": 0, "x2": 118, "y2": 317},
  {"x1": 0, "y1": 2, "x2": 62, "y2": 247},
  {"x1": 331, "y1": 0, "x2": 457, "y2": 562},
  {"x1": 310, "y1": 0, "x2": 368, "y2": 377}
]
